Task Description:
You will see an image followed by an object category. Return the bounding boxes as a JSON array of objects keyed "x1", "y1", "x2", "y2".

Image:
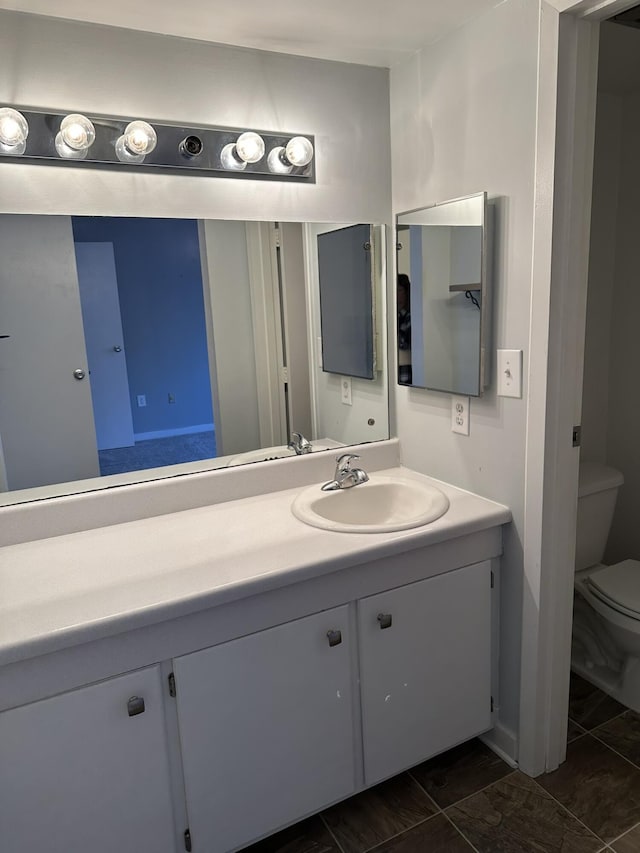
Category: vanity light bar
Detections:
[{"x1": 0, "y1": 106, "x2": 316, "y2": 182}]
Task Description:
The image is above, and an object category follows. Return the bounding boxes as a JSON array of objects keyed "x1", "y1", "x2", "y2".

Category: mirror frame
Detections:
[{"x1": 396, "y1": 192, "x2": 490, "y2": 397}]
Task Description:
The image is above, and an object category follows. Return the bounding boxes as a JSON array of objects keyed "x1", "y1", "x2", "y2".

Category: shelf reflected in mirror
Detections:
[
  {"x1": 0, "y1": 215, "x2": 388, "y2": 506},
  {"x1": 396, "y1": 192, "x2": 490, "y2": 397}
]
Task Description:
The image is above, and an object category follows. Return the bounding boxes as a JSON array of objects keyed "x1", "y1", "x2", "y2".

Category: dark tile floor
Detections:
[{"x1": 241, "y1": 673, "x2": 640, "y2": 853}]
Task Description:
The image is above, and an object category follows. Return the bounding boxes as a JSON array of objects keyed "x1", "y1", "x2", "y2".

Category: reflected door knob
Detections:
[
  {"x1": 113, "y1": 345, "x2": 122, "y2": 352},
  {"x1": 73, "y1": 368, "x2": 86, "y2": 380}
]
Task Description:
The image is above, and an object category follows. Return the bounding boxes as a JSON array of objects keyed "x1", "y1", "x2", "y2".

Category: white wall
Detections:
[
  {"x1": 580, "y1": 23, "x2": 640, "y2": 565},
  {"x1": 391, "y1": 0, "x2": 540, "y2": 740},
  {"x1": 581, "y1": 92, "x2": 621, "y2": 464},
  {"x1": 606, "y1": 94, "x2": 640, "y2": 563},
  {"x1": 200, "y1": 220, "x2": 261, "y2": 457},
  {"x1": 0, "y1": 10, "x2": 390, "y2": 226}
]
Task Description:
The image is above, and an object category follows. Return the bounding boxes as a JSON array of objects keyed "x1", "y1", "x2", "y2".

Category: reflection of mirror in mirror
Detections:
[
  {"x1": 396, "y1": 192, "x2": 489, "y2": 397},
  {"x1": 0, "y1": 216, "x2": 388, "y2": 505}
]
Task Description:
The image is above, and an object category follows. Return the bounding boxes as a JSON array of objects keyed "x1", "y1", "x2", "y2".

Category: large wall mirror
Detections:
[
  {"x1": 396, "y1": 192, "x2": 489, "y2": 396},
  {"x1": 0, "y1": 215, "x2": 388, "y2": 505}
]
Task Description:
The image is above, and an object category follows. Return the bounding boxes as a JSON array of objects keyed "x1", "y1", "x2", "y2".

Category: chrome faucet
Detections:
[
  {"x1": 321, "y1": 453, "x2": 370, "y2": 491},
  {"x1": 288, "y1": 432, "x2": 312, "y2": 455}
]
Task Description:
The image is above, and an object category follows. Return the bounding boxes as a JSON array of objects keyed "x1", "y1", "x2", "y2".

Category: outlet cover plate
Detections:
[{"x1": 451, "y1": 395, "x2": 470, "y2": 435}]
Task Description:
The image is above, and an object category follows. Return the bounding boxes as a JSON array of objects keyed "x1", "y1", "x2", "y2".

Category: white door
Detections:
[
  {"x1": 75, "y1": 242, "x2": 135, "y2": 450},
  {"x1": 0, "y1": 214, "x2": 99, "y2": 491},
  {"x1": 358, "y1": 561, "x2": 493, "y2": 785},
  {"x1": 174, "y1": 606, "x2": 355, "y2": 852},
  {"x1": 0, "y1": 666, "x2": 177, "y2": 853}
]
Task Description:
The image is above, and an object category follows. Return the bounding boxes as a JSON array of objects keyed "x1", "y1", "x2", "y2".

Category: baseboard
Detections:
[
  {"x1": 134, "y1": 423, "x2": 214, "y2": 442},
  {"x1": 480, "y1": 720, "x2": 518, "y2": 768}
]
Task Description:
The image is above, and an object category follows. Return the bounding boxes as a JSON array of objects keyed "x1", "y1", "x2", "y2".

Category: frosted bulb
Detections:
[
  {"x1": 284, "y1": 136, "x2": 313, "y2": 167},
  {"x1": 267, "y1": 147, "x2": 293, "y2": 175},
  {"x1": 235, "y1": 132, "x2": 265, "y2": 164},
  {"x1": 60, "y1": 114, "x2": 95, "y2": 151},
  {"x1": 0, "y1": 107, "x2": 28, "y2": 151}
]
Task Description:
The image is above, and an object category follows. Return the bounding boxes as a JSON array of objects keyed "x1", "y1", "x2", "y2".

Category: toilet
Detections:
[{"x1": 572, "y1": 461, "x2": 640, "y2": 710}]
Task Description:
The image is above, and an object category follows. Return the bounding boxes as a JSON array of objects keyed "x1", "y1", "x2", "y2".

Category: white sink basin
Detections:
[{"x1": 291, "y1": 474, "x2": 450, "y2": 533}]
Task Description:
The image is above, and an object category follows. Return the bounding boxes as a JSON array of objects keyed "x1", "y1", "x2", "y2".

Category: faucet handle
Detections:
[{"x1": 335, "y1": 453, "x2": 359, "y2": 473}]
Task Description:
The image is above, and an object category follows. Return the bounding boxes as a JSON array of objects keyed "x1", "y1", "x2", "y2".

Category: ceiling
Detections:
[{"x1": 0, "y1": 0, "x2": 505, "y2": 67}]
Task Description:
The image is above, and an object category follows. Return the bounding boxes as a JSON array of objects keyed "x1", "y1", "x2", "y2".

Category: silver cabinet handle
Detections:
[
  {"x1": 327, "y1": 629, "x2": 342, "y2": 647},
  {"x1": 127, "y1": 696, "x2": 145, "y2": 716},
  {"x1": 113, "y1": 345, "x2": 122, "y2": 352},
  {"x1": 73, "y1": 368, "x2": 86, "y2": 380},
  {"x1": 377, "y1": 613, "x2": 392, "y2": 630}
]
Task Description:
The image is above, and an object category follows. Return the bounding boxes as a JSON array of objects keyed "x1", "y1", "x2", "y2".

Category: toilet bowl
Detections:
[{"x1": 571, "y1": 462, "x2": 640, "y2": 710}]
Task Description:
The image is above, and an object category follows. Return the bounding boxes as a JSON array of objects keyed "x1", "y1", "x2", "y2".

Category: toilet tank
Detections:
[{"x1": 576, "y1": 462, "x2": 624, "y2": 571}]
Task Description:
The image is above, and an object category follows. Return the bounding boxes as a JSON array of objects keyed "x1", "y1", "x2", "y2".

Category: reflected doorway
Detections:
[{"x1": 72, "y1": 217, "x2": 216, "y2": 477}]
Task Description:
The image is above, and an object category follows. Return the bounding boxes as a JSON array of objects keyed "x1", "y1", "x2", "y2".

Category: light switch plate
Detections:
[
  {"x1": 451, "y1": 395, "x2": 470, "y2": 435},
  {"x1": 497, "y1": 349, "x2": 523, "y2": 398}
]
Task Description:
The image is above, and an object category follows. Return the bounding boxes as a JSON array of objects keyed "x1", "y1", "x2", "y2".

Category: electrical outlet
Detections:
[
  {"x1": 136, "y1": 394, "x2": 146, "y2": 408},
  {"x1": 168, "y1": 393, "x2": 175, "y2": 404},
  {"x1": 451, "y1": 395, "x2": 470, "y2": 435},
  {"x1": 341, "y1": 376, "x2": 352, "y2": 406}
]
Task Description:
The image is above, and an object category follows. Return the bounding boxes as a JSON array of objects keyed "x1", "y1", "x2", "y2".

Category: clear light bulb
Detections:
[
  {"x1": 284, "y1": 136, "x2": 314, "y2": 167},
  {"x1": 220, "y1": 142, "x2": 247, "y2": 171},
  {"x1": 0, "y1": 107, "x2": 28, "y2": 154},
  {"x1": 267, "y1": 146, "x2": 293, "y2": 175},
  {"x1": 55, "y1": 132, "x2": 88, "y2": 160},
  {"x1": 220, "y1": 132, "x2": 266, "y2": 171},
  {"x1": 115, "y1": 120, "x2": 157, "y2": 163},
  {"x1": 60, "y1": 114, "x2": 95, "y2": 151},
  {"x1": 235, "y1": 132, "x2": 265, "y2": 164}
]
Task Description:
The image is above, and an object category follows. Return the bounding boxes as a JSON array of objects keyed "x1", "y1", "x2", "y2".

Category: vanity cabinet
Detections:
[
  {"x1": 358, "y1": 561, "x2": 492, "y2": 785},
  {"x1": 0, "y1": 665, "x2": 176, "y2": 853},
  {"x1": 173, "y1": 605, "x2": 356, "y2": 853}
]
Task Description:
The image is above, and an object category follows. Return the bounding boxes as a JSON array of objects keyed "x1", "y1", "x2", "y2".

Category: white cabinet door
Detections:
[
  {"x1": 359, "y1": 561, "x2": 492, "y2": 785},
  {"x1": 174, "y1": 605, "x2": 355, "y2": 852},
  {"x1": 0, "y1": 665, "x2": 176, "y2": 853}
]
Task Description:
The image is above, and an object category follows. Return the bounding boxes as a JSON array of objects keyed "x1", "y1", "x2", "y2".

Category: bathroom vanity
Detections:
[{"x1": 0, "y1": 463, "x2": 510, "y2": 853}]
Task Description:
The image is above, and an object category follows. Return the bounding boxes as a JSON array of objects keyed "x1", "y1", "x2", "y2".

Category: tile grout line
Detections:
[
  {"x1": 589, "y1": 727, "x2": 640, "y2": 776},
  {"x1": 425, "y1": 768, "x2": 520, "y2": 812},
  {"x1": 358, "y1": 813, "x2": 441, "y2": 853},
  {"x1": 406, "y1": 770, "x2": 444, "y2": 814},
  {"x1": 588, "y1": 708, "x2": 628, "y2": 736},
  {"x1": 601, "y1": 816, "x2": 640, "y2": 847},
  {"x1": 319, "y1": 813, "x2": 348, "y2": 853},
  {"x1": 441, "y1": 810, "x2": 482, "y2": 853},
  {"x1": 527, "y1": 769, "x2": 607, "y2": 849}
]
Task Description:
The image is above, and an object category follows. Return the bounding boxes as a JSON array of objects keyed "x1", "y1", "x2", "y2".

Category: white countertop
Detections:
[{"x1": 0, "y1": 467, "x2": 510, "y2": 667}]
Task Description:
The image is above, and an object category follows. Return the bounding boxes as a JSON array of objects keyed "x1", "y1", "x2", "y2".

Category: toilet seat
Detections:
[{"x1": 584, "y1": 560, "x2": 640, "y2": 622}]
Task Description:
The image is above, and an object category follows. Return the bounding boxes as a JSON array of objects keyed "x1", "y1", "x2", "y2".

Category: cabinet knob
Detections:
[
  {"x1": 377, "y1": 613, "x2": 392, "y2": 630},
  {"x1": 127, "y1": 695, "x2": 145, "y2": 716},
  {"x1": 327, "y1": 629, "x2": 342, "y2": 647}
]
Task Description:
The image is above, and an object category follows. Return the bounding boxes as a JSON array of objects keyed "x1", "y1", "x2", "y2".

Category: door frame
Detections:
[{"x1": 521, "y1": 0, "x2": 638, "y2": 776}]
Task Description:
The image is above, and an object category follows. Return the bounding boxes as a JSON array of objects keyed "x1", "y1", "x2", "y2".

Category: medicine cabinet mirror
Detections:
[
  {"x1": 396, "y1": 192, "x2": 489, "y2": 396},
  {"x1": 0, "y1": 215, "x2": 388, "y2": 505}
]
